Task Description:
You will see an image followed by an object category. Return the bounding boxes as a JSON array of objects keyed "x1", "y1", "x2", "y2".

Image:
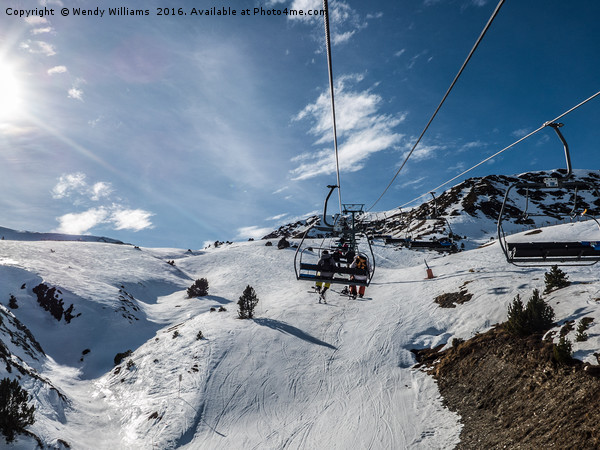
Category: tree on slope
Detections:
[
  {"x1": 505, "y1": 289, "x2": 555, "y2": 336},
  {"x1": 0, "y1": 378, "x2": 35, "y2": 443},
  {"x1": 544, "y1": 265, "x2": 570, "y2": 294},
  {"x1": 187, "y1": 278, "x2": 209, "y2": 298},
  {"x1": 238, "y1": 285, "x2": 259, "y2": 319}
]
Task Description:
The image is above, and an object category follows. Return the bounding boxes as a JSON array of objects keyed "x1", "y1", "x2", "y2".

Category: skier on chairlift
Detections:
[
  {"x1": 348, "y1": 254, "x2": 369, "y2": 299},
  {"x1": 314, "y1": 250, "x2": 337, "y2": 303}
]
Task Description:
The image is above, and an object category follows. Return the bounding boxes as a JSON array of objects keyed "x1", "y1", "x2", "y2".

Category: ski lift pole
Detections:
[{"x1": 424, "y1": 259, "x2": 435, "y2": 279}]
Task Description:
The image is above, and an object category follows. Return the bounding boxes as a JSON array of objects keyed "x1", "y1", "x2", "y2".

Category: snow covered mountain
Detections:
[
  {"x1": 2, "y1": 173, "x2": 600, "y2": 448},
  {"x1": 0, "y1": 226, "x2": 125, "y2": 244},
  {"x1": 265, "y1": 169, "x2": 600, "y2": 250}
]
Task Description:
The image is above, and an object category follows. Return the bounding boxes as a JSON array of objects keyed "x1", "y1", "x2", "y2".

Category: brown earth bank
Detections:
[{"x1": 413, "y1": 326, "x2": 600, "y2": 449}]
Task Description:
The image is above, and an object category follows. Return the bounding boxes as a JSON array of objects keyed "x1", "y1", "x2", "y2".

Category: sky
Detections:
[{"x1": 1, "y1": 0, "x2": 599, "y2": 248}]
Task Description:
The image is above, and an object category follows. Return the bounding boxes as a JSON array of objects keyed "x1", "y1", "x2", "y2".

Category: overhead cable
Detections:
[
  {"x1": 367, "y1": 0, "x2": 506, "y2": 212},
  {"x1": 323, "y1": 0, "x2": 343, "y2": 216},
  {"x1": 399, "y1": 89, "x2": 600, "y2": 209}
]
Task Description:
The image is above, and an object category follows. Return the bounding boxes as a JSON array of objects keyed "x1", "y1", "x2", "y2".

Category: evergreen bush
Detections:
[
  {"x1": 553, "y1": 336, "x2": 573, "y2": 364},
  {"x1": 575, "y1": 318, "x2": 593, "y2": 342},
  {"x1": 0, "y1": 378, "x2": 35, "y2": 443},
  {"x1": 187, "y1": 278, "x2": 209, "y2": 298},
  {"x1": 506, "y1": 294, "x2": 528, "y2": 336},
  {"x1": 238, "y1": 285, "x2": 259, "y2": 319},
  {"x1": 8, "y1": 294, "x2": 17, "y2": 309},
  {"x1": 505, "y1": 289, "x2": 555, "y2": 336},
  {"x1": 544, "y1": 265, "x2": 570, "y2": 294},
  {"x1": 525, "y1": 289, "x2": 555, "y2": 333}
]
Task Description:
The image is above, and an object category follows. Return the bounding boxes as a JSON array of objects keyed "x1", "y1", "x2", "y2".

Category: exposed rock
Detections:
[{"x1": 418, "y1": 326, "x2": 600, "y2": 449}]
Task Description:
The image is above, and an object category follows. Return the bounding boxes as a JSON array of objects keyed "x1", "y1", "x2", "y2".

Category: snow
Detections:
[{"x1": 1, "y1": 221, "x2": 600, "y2": 448}]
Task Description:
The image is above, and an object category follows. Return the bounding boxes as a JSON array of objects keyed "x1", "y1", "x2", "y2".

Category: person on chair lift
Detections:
[
  {"x1": 349, "y1": 254, "x2": 369, "y2": 299},
  {"x1": 315, "y1": 250, "x2": 337, "y2": 303}
]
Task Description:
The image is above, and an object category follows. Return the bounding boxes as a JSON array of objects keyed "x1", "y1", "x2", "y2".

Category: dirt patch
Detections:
[
  {"x1": 434, "y1": 290, "x2": 473, "y2": 308},
  {"x1": 418, "y1": 326, "x2": 600, "y2": 449}
]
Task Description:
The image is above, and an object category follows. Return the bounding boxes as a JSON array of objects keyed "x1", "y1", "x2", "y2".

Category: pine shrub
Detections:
[
  {"x1": 544, "y1": 265, "x2": 570, "y2": 294},
  {"x1": 8, "y1": 294, "x2": 17, "y2": 309},
  {"x1": 575, "y1": 318, "x2": 593, "y2": 342},
  {"x1": 187, "y1": 278, "x2": 209, "y2": 298},
  {"x1": 0, "y1": 378, "x2": 35, "y2": 443},
  {"x1": 525, "y1": 289, "x2": 555, "y2": 333},
  {"x1": 505, "y1": 289, "x2": 555, "y2": 336},
  {"x1": 238, "y1": 285, "x2": 259, "y2": 319},
  {"x1": 506, "y1": 294, "x2": 527, "y2": 336},
  {"x1": 553, "y1": 336, "x2": 573, "y2": 364}
]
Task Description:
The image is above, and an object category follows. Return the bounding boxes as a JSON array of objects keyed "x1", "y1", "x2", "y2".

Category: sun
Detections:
[{"x1": 0, "y1": 62, "x2": 23, "y2": 119}]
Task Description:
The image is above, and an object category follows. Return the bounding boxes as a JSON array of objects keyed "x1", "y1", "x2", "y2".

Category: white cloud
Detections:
[
  {"x1": 68, "y1": 87, "x2": 84, "y2": 101},
  {"x1": 273, "y1": 186, "x2": 289, "y2": 194},
  {"x1": 281, "y1": 0, "x2": 367, "y2": 46},
  {"x1": 90, "y1": 182, "x2": 113, "y2": 201},
  {"x1": 52, "y1": 173, "x2": 113, "y2": 201},
  {"x1": 235, "y1": 226, "x2": 274, "y2": 240},
  {"x1": 111, "y1": 208, "x2": 154, "y2": 231},
  {"x1": 40, "y1": 0, "x2": 64, "y2": 7},
  {"x1": 285, "y1": 0, "x2": 321, "y2": 22},
  {"x1": 52, "y1": 173, "x2": 87, "y2": 199},
  {"x1": 267, "y1": 213, "x2": 288, "y2": 221},
  {"x1": 401, "y1": 142, "x2": 445, "y2": 162},
  {"x1": 67, "y1": 78, "x2": 86, "y2": 101},
  {"x1": 32, "y1": 27, "x2": 53, "y2": 35},
  {"x1": 447, "y1": 162, "x2": 466, "y2": 172},
  {"x1": 24, "y1": 17, "x2": 48, "y2": 25},
  {"x1": 460, "y1": 141, "x2": 484, "y2": 151},
  {"x1": 394, "y1": 49, "x2": 406, "y2": 57},
  {"x1": 52, "y1": 173, "x2": 153, "y2": 234},
  {"x1": 400, "y1": 176, "x2": 426, "y2": 188},
  {"x1": 20, "y1": 40, "x2": 56, "y2": 56},
  {"x1": 333, "y1": 31, "x2": 356, "y2": 45},
  {"x1": 407, "y1": 50, "x2": 429, "y2": 70},
  {"x1": 511, "y1": 128, "x2": 531, "y2": 138},
  {"x1": 48, "y1": 66, "x2": 67, "y2": 75},
  {"x1": 291, "y1": 75, "x2": 405, "y2": 180},
  {"x1": 55, "y1": 206, "x2": 154, "y2": 234},
  {"x1": 56, "y1": 207, "x2": 109, "y2": 235}
]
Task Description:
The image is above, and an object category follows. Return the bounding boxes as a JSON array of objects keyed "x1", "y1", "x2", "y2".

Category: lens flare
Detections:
[{"x1": 0, "y1": 63, "x2": 23, "y2": 119}]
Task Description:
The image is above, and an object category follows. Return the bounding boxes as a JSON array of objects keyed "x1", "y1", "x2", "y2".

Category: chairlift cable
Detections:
[
  {"x1": 366, "y1": 0, "x2": 506, "y2": 212},
  {"x1": 323, "y1": 0, "x2": 343, "y2": 216},
  {"x1": 399, "y1": 89, "x2": 600, "y2": 209}
]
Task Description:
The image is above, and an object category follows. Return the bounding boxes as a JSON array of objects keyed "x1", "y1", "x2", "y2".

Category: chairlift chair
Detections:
[
  {"x1": 294, "y1": 186, "x2": 376, "y2": 286},
  {"x1": 386, "y1": 192, "x2": 458, "y2": 252},
  {"x1": 497, "y1": 122, "x2": 600, "y2": 266}
]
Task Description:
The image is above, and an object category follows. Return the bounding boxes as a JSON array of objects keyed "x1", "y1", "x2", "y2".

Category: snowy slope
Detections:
[
  {"x1": 0, "y1": 226, "x2": 125, "y2": 244},
  {"x1": 1, "y1": 223, "x2": 600, "y2": 448}
]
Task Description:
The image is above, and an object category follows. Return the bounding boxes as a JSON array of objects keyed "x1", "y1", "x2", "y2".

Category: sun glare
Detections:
[{"x1": 0, "y1": 62, "x2": 23, "y2": 119}]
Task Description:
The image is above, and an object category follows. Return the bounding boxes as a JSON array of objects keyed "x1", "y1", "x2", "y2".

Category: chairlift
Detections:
[
  {"x1": 497, "y1": 122, "x2": 600, "y2": 266},
  {"x1": 385, "y1": 192, "x2": 458, "y2": 253},
  {"x1": 294, "y1": 186, "x2": 376, "y2": 286}
]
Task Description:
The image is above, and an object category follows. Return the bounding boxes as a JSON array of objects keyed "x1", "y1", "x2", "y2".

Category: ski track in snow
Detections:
[{"x1": 2, "y1": 221, "x2": 600, "y2": 448}]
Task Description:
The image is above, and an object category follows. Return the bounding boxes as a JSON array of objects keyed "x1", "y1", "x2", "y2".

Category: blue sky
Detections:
[{"x1": 1, "y1": 0, "x2": 599, "y2": 248}]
